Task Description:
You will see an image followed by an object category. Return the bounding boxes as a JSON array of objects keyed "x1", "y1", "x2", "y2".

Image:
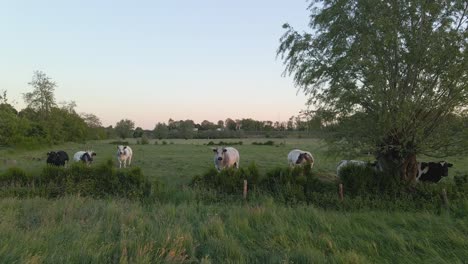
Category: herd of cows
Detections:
[{"x1": 45, "y1": 145, "x2": 453, "y2": 183}]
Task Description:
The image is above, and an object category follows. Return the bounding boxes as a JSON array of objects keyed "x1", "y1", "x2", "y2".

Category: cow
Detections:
[
  {"x1": 117, "y1": 145, "x2": 133, "y2": 168},
  {"x1": 212, "y1": 147, "x2": 240, "y2": 171},
  {"x1": 73, "y1": 150, "x2": 96, "y2": 165},
  {"x1": 417, "y1": 161, "x2": 453, "y2": 183},
  {"x1": 46, "y1": 150, "x2": 69, "y2": 166},
  {"x1": 287, "y1": 149, "x2": 314, "y2": 168},
  {"x1": 336, "y1": 160, "x2": 379, "y2": 177}
]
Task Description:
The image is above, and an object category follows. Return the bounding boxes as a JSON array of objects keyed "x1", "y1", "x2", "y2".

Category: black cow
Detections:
[
  {"x1": 46, "y1": 151, "x2": 69, "y2": 166},
  {"x1": 417, "y1": 161, "x2": 453, "y2": 182}
]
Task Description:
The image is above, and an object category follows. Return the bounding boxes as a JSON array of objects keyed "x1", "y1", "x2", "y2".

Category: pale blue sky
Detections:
[{"x1": 1, "y1": 0, "x2": 310, "y2": 129}]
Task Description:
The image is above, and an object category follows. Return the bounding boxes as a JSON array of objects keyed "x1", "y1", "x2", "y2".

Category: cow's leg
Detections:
[
  {"x1": 119, "y1": 160, "x2": 122, "y2": 168},
  {"x1": 128, "y1": 156, "x2": 132, "y2": 166}
]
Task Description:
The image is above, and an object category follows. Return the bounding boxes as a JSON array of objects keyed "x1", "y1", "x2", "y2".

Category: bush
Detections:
[
  {"x1": 0, "y1": 160, "x2": 154, "y2": 200},
  {"x1": 109, "y1": 140, "x2": 129, "y2": 145},
  {"x1": 206, "y1": 141, "x2": 243, "y2": 146},
  {"x1": 252, "y1": 140, "x2": 275, "y2": 146},
  {"x1": 338, "y1": 164, "x2": 403, "y2": 196},
  {"x1": 191, "y1": 163, "x2": 260, "y2": 195},
  {"x1": 140, "y1": 134, "x2": 150, "y2": 145},
  {"x1": 0, "y1": 167, "x2": 30, "y2": 186}
]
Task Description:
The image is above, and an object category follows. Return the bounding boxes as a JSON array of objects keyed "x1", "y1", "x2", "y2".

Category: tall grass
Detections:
[
  {"x1": 0, "y1": 196, "x2": 466, "y2": 263},
  {"x1": 0, "y1": 139, "x2": 467, "y2": 262}
]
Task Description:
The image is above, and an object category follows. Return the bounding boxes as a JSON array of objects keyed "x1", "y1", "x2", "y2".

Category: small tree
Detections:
[
  {"x1": 133, "y1": 127, "x2": 144, "y2": 138},
  {"x1": 81, "y1": 113, "x2": 102, "y2": 128},
  {"x1": 115, "y1": 119, "x2": 135, "y2": 139},
  {"x1": 23, "y1": 71, "x2": 57, "y2": 118},
  {"x1": 225, "y1": 118, "x2": 237, "y2": 130},
  {"x1": 278, "y1": 0, "x2": 468, "y2": 181},
  {"x1": 153, "y1": 122, "x2": 169, "y2": 139}
]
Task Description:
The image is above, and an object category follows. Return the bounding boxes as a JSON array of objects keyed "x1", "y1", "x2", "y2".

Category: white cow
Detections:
[
  {"x1": 117, "y1": 145, "x2": 133, "y2": 168},
  {"x1": 212, "y1": 147, "x2": 240, "y2": 171},
  {"x1": 73, "y1": 150, "x2": 96, "y2": 165},
  {"x1": 336, "y1": 160, "x2": 378, "y2": 177},
  {"x1": 287, "y1": 149, "x2": 314, "y2": 168}
]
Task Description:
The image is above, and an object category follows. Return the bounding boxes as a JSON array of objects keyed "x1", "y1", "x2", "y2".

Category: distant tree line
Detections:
[
  {"x1": 0, "y1": 72, "x2": 112, "y2": 147},
  {"x1": 0, "y1": 72, "x2": 326, "y2": 147}
]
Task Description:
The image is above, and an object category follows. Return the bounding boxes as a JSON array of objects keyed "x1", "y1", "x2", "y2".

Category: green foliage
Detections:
[
  {"x1": 278, "y1": 0, "x2": 468, "y2": 179},
  {"x1": 153, "y1": 122, "x2": 169, "y2": 139},
  {"x1": 23, "y1": 71, "x2": 57, "y2": 118},
  {"x1": 206, "y1": 141, "x2": 243, "y2": 146},
  {"x1": 191, "y1": 163, "x2": 260, "y2": 195},
  {"x1": 133, "y1": 127, "x2": 144, "y2": 138},
  {"x1": 0, "y1": 161, "x2": 153, "y2": 200},
  {"x1": 115, "y1": 119, "x2": 135, "y2": 139},
  {"x1": 252, "y1": 140, "x2": 275, "y2": 146},
  {"x1": 338, "y1": 164, "x2": 403, "y2": 196},
  {"x1": 139, "y1": 134, "x2": 150, "y2": 145},
  {"x1": 109, "y1": 140, "x2": 129, "y2": 145}
]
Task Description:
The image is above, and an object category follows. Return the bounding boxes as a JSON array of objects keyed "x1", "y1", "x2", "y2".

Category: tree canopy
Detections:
[
  {"x1": 23, "y1": 71, "x2": 57, "y2": 118},
  {"x1": 278, "y1": 0, "x2": 468, "y2": 180}
]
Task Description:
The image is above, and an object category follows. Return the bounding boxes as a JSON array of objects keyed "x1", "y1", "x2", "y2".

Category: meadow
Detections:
[{"x1": 0, "y1": 138, "x2": 467, "y2": 263}]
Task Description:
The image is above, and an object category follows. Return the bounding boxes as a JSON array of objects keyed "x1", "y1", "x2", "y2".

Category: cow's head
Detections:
[
  {"x1": 296, "y1": 152, "x2": 313, "y2": 165},
  {"x1": 117, "y1": 145, "x2": 127, "y2": 156},
  {"x1": 47, "y1": 151, "x2": 56, "y2": 157},
  {"x1": 83, "y1": 151, "x2": 96, "y2": 163},
  {"x1": 212, "y1": 147, "x2": 227, "y2": 161},
  {"x1": 439, "y1": 161, "x2": 453, "y2": 177}
]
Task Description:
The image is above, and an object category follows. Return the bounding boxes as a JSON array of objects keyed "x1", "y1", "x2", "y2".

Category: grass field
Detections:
[{"x1": 0, "y1": 138, "x2": 467, "y2": 263}]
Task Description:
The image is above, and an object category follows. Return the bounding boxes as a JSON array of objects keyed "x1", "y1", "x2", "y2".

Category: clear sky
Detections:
[{"x1": 1, "y1": 0, "x2": 311, "y2": 129}]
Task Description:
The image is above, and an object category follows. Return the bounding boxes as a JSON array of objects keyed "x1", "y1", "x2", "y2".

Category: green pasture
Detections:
[{"x1": 0, "y1": 138, "x2": 467, "y2": 263}]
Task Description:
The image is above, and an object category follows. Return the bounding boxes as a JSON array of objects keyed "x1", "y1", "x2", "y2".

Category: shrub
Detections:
[
  {"x1": 0, "y1": 160, "x2": 154, "y2": 200},
  {"x1": 206, "y1": 141, "x2": 243, "y2": 146},
  {"x1": 140, "y1": 134, "x2": 150, "y2": 145},
  {"x1": 191, "y1": 163, "x2": 260, "y2": 195},
  {"x1": 109, "y1": 140, "x2": 129, "y2": 145},
  {"x1": 252, "y1": 140, "x2": 275, "y2": 146},
  {"x1": 338, "y1": 164, "x2": 403, "y2": 196},
  {"x1": 162, "y1": 140, "x2": 167, "y2": 145},
  {"x1": 0, "y1": 167, "x2": 30, "y2": 186}
]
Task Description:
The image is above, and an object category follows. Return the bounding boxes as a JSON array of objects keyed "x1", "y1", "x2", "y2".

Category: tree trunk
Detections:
[
  {"x1": 400, "y1": 153, "x2": 418, "y2": 182},
  {"x1": 376, "y1": 150, "x2": 418, "y2": 183}
]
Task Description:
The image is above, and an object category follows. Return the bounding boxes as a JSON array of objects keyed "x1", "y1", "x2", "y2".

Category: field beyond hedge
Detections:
[{"x1": 0, "y1": 138, "x2": 467, "y2": 263}]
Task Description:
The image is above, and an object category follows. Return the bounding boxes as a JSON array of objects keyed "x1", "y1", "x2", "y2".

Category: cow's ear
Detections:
[
  {"x1": 212, "y1": 148, "x2": 217, "y2": 152},
  {"x1": 223, "y1": 148, "x2": 227, "y2": 153},
  {"x1": 124, "y1": 146, "x2": 127, "y2": 149},
  {"x1": 93, "y1": 152, "x2": 97, "y2": 156}
]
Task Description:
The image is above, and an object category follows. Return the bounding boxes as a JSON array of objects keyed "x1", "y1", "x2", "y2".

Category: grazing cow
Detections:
[
  {"x1": 73, "y1": 150, "x2": 96, "y2": 165},
  {"x1": 287, "y1": 149, "x2": 315, "y2": 168},
  {"x1": 212, "y1": 147, "x2": 240, "y2": 171},
  {"x1": 417, "y1": 161, "x2": 453, "y2": 182},
  {"x1": 336, "y1": 160, "x2": 379, "y2": 177},
  {"x1": 117, "y1": 145, "x2": 133, "y2": 168},
  {"x1": 46, "y1": 150, "x2": 69, "y2": 166}
]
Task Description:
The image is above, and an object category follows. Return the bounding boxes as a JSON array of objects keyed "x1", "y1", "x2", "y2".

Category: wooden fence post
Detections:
[
  {"x1": 442, "y1": 188, "x2": 449, "y2": 208},
  {"x1": 243, "y1": 180, "x2": 248, "y2": 200},
  {"x1": 339, "y1": 184, "x2": 344, "y2": 201}
]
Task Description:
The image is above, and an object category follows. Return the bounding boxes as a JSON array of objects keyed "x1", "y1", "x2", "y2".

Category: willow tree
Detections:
[{"x1": 278, "y1": 0, "x2": 468, "y2": 181}]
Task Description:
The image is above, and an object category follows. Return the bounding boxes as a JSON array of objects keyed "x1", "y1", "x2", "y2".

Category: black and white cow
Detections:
[
  {"x1": 336, "y1": 160, "x2": 380, "y2": 177},
  {"x1": 417, "y1": 161, "x2": 453, "y2": 182},
  {"x1": 287, "y1": 149, "x2": 315, "y2": 168},
  {"x1": 46, "y1": 150, "x2": 69, "y2": 166},
  {"x1": 73, "y1": 150, "x2": 97, "y2": 165}
]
